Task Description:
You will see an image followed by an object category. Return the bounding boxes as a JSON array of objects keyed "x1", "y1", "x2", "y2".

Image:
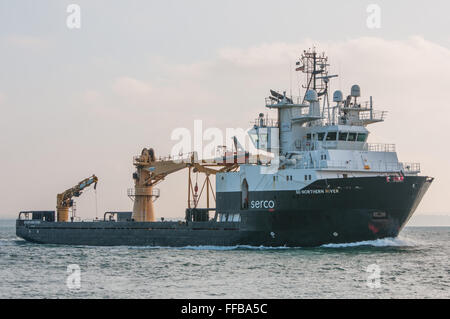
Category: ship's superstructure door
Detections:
[{"x1": 241, "y1": 179, "x2": 249, "y2": 209}]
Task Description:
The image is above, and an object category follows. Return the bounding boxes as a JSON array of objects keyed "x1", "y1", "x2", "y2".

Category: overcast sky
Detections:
[{"x1": 0, "y1": 0, "x2": 449, "y2": 221}]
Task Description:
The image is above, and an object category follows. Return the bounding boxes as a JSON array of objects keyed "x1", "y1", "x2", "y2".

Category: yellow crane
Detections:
[
  {"x1": 129, "y1": 148, "x2": 240, "y2": 222},
  {"x1": 56, "y1": 175, "x2": 98, "y2": 222}
]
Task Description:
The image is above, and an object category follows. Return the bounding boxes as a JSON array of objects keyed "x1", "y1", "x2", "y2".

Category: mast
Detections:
[
  {"x1": 296, "y1": 49, "x2": 337, "y2": 123},
  {"x1": 313, "y1": 51, "x2": 317, "y2": 91}
]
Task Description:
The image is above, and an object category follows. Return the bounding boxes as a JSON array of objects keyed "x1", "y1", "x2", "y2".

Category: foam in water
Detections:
[
  {"x1": 126, "y1": 245, "x2": 291, "y2": 251},
  {"x1": 124, "y1": 237, "x2": 420, "y2": 250},
  {"x1": 320, "y1": 236, "x2": 419, "y2": 248},
  {"x1": 12, "y1": 237, "x2": 420, "y2": 250}
]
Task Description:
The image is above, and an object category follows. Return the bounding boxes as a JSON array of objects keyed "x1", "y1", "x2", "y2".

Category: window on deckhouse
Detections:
[{"x1": 326, "y1": 132, "x2": 337, "y2": 141}]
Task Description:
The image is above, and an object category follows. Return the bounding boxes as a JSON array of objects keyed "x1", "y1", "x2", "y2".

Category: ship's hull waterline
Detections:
[{"x1": 16, "y1": 176, "x2": 432, "y2": 247}]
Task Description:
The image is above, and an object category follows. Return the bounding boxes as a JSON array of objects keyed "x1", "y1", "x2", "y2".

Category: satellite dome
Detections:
[
  {"x1": 333, "y1": 90, "x2": 343, "y2": 102},
  {"x1": 351, "y1": 85, "x2": 361, "y2": 97},
  {"x1": 305, "y1": 90, "x2": 318, "y2": 102}
]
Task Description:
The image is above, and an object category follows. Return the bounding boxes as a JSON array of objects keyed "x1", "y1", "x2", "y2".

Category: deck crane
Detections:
[
  {"x1": 56, "y1": 175, "x2": 98, "y2": 222},
  {"x1": 129, "y1": 148, "x2": 241, "y2": 222}
]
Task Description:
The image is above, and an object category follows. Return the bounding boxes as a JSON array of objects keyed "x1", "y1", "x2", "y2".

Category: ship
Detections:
[{"x1": 16, "y1": 49, "x2": 433, "y2": 247}]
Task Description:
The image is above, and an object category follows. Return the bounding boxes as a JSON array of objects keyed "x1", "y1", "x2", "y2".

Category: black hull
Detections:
[{"x1": 16, "y1": 176, "x2": 433, "y2": 247}]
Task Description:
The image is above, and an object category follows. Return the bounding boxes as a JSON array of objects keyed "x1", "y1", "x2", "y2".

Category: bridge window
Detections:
[
  {"x1": 348, "y1": 132, "x2": 357, "y2": 141},
  {"x1": 338, "y1": 132, "x2": 348, "y2": 141},
  {"x1": 318, "y1": 132, "x2": 325, "y2": 141},
  {"x1": 326, "y1": 132, "x2": 337, "y2": 141},
  {"x1": 357, "y1": 133, "x2": 367, "y2": 142}
]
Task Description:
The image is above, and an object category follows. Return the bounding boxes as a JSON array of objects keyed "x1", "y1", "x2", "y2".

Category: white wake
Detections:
[{"x1": 320, "y1": 236, "x2": 419, "y2": 248}]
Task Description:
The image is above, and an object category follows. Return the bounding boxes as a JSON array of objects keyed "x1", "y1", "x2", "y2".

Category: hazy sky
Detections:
[{"x1": 1, "y1": 0, "x2": 449, "y2": 220}]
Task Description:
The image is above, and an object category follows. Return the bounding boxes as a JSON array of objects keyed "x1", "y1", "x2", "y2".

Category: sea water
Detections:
[{"x1": 0, "y1": 220, "x2": 448, "y2": 298}]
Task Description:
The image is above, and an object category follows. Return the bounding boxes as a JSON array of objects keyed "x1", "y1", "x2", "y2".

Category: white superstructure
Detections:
[{"x1": 217, "y1": 49, "x2": 420, "y2": 193}]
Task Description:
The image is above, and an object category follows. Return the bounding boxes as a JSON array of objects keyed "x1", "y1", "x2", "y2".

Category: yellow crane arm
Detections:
[{"x1": 56, "y1": 175, "x2": 98, "y2": 221}]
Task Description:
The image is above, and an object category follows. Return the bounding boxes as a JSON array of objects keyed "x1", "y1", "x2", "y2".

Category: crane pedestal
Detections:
[
  {"x1": 130, "y1": 186, "x2": 156, "y2": 222},
  {"x1": 56, "y1": 206, "x2": 69, "y2": 222}
]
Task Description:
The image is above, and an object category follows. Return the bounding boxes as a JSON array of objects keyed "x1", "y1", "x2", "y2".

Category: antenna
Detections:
[
  {"x1": 289, "y1": 60, "x2": 293, "y2": 98},
  {"x1": 296, "y1": 48, "x2": 332, "y2": 102}
]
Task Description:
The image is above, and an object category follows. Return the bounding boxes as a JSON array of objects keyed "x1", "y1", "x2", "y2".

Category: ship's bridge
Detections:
[
  {"x1": 246, "y1": 114, "x2": 394, "y2": 154},
  {"x1": 299, "y1": 125, "x2": 369, "y2": 152}
]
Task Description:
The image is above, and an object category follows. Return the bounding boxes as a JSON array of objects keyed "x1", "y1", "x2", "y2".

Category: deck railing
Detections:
[
  {"x1": 365, "y1": 143, "x2": 396, "y2": 152},
  {"x1": 299, "y1": 161, "x2": 420, "y2": 173},
  {"x1": 264, "y1": 95, "x2": 303, "y2": 106},
  {"x1": 127, "y1": 187, "x2": 160, "y2": 199},
  {"x1": 252, "y1": 117, "x2": 279, "y2": 127}
]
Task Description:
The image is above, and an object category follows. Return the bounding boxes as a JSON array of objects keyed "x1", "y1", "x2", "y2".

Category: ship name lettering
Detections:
[
  {"x1": 250, "y1": 200, "x2": 275, "y2": 209},
  {"x1": 299, "y1": 189, "x2": 339, "y2": 195}
]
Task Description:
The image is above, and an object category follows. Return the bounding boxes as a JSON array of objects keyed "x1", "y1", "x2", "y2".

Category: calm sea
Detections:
[{"x1": 0, "y1": 219, "x2": 448, "y2": 298}]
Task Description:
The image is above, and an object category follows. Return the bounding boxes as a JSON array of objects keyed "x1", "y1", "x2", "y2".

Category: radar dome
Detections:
[
  {"x1": 305, "y1": 90, "x2": 318, "y2": 102},
  {"x1": 333, "y1": 90, "x2": 343, "y2": 102},
  {"x1": 351, "y1": 85, "x2": 361, "y2": 97}
]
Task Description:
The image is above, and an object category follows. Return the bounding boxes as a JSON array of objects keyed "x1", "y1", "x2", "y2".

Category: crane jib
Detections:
[{"x1": 55, "y1": 174, "x2": 98, "y2": 222}]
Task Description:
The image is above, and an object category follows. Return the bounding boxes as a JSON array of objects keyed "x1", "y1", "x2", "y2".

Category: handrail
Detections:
[
  {"x1": 133, "y1": 152, "x2": 194, "y2": 164},
  {"x1": 265, "y1": 95, "x2": 302, "y2": 106},
  {"x1": 252, "y1": 117, "x2": 279, "y2": 127},
  {"x1": 296, "y1": 141, "x2": 396, "y2": 152},
  {"x1": 299, "y1": 161, "x2": 420, "y2": 173},
  {"x1": 127, "y1": 187, "x2": 160, "y2": 198},
  {"x1": 365, "y1": 143, "x2": 396, "y2": 152}
]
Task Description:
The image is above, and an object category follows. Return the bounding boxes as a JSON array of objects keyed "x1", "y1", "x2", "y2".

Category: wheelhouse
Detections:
[{"x1": 303, "y1": 125, "x2": 369, "y2": 151}]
